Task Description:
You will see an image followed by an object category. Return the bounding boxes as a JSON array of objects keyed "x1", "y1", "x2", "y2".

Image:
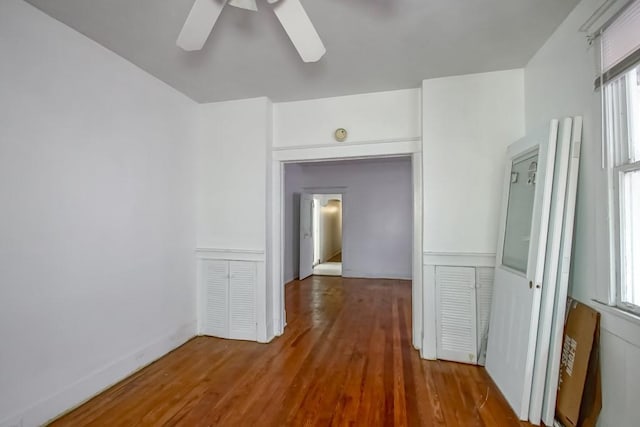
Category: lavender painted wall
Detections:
[
  {"x1": 284, "y1": 164, "x2": 303, "y2": 282},
  {"x1": 284, "y1": 157, "x2": 412, "y2": 282}
]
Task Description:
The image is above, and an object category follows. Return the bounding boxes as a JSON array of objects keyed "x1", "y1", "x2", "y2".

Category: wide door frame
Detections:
[{"x1": 268, "y1": 139, "x2": 423, "y2": 350}]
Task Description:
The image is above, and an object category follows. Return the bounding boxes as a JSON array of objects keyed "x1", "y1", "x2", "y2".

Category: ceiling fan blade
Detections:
[
  {"x1": 228, "y1": 0, "x2": 257, "y2": 11},
  {"x1": 271, "y1": 0, "x2": 326, "y2": 63},
  {"x1": 177, "y1": 0, "x2": 228, "y2": 51}
]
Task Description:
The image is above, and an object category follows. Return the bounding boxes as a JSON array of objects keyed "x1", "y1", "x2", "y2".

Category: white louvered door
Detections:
[
  {"x1": 476, "y1": 267, "x2": 495, "y2": 365},
  {"x1": 436, "y1": 266, "x2": 478, "y2": 364},
  {"x1": 203, "y1": 260, "x2": 229, "y2": 338},
  {"x1": 201, "y1": 259, "x2": 257, "y2": 341},
  {"x1": 229, "y1": 261, "x2": 257, "y2": 341}
]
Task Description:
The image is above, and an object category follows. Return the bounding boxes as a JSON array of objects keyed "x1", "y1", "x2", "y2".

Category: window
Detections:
[
  {"x1": 606, "y1": 66, "x2": 640, "y2": 313},
  {"x1": 601, "y1": 0, "x2": 640, "y2": 314}
]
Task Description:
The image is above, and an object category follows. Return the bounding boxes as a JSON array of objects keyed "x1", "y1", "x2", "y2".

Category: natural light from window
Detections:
[
  {"x1": 622, "y1": 169, "x2": 640, "y2": 306},
  {"x1": 615, "y1": 65, "x2": 640, "y2": 310}
]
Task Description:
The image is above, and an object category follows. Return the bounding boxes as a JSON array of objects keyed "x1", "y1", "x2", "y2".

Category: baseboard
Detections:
[
  {"x1": 284, "y1": 275, "x2": 299, "y2": 285},
  {"x1": 342, "y1": 270, "x2": 412, "y2": 280},
  {"x1": 0, "y1": 320, "x2": 197, "y2": 427},
  {"x1": 261, "y1": 318, "x2": 276, "y2": 344},
  {"x1": 273, "y1": 316, "x2": 286, "y2": 337}
]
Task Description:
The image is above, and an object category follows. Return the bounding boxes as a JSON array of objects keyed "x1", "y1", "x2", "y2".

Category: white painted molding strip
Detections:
[
  {"x1": 272, "y1": 139, "x2": 421, "y2": 162},
  {"x1": 592, "y1": 300, "x2": 640, "y2": 347},
  {"x1": 422, "y1": 251, "x2": 496, "y2": 267},
  {"x1": 196, "y1": 248, "x2": 266, "y2": 262},
  {"x1": 271, "y1": 136, "x2": 421, "y2": 152}
]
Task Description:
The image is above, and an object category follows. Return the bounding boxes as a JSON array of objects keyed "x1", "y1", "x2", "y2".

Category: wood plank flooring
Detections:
[{"x1": 50, "y1": 276, "x2": 530, "y2": 426}]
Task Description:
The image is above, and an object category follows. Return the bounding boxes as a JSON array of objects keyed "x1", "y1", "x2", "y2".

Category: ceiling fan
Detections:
[{"x1": 177, "y1": 0, "x2": 326, "y2": 62}]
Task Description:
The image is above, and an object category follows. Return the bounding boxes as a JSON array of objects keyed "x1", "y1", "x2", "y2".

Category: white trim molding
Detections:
[
  {"x1": 272, "y1": 136, "x2": 421, "y2": 152},
  {"x1": 423, "y1": 251, "x2": 496, "y2": 267},
  {"x1": 592, "y1": 300, "x2": 640, "y2": 348},
  {"x1": 196, "y1": 248, "x2": 266, "y2": 262},
  {"x1": 422, "y1": 265, "x2": 438, "y2": 360},
  {"x1": 272, "y1": 138, "x2": 420, "y2": 162},
  {"x1": 268, "y1": 140, "x2": 423, "y2": 354}
]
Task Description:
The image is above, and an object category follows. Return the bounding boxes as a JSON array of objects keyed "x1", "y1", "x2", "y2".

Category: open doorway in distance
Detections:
[
  {"x1": 311, "y1": 194, "x2": 342, "y2": 277},
  {"x1": 283, "y1": 157, "x2": 412, "y2": 284}
]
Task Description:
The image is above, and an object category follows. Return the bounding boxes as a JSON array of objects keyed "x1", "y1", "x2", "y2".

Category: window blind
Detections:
[{"x1": 599, "y1": 0, "x2": 640, "y2": 84}]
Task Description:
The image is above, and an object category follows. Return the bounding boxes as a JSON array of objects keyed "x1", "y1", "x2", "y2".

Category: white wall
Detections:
[
  {"x1": 422, "y1": 69, "x2": 526, "y2": 255},
  {"x1": 284, "y1": 158, "x2": 413, "y2": 281},
  {"x1": 420, "y1": 69, "x2": 525, "y2": 360},
  {"x1": 525, "y1": 0, "x2": 640, "y2": 425},
  {"x1": 196, "y1": 97, "x2": 270, "y2": 251},
  {"x1": 196, "y1": 96, "x2": 272, "y2": 342},
  {"x1": 0, "y1": 2, "x2": 197, "y2": 426},
  {"x1": 274, "y1": 89, "x2": 421, "y2": 147}
]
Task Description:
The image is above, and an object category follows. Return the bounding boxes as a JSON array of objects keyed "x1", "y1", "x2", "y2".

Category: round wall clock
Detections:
[{"x1": 334, "y1": 128, "x2": 348, "y2": 142}]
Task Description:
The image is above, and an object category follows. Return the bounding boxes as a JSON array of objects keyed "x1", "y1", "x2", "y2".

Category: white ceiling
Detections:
[{"x1": 24, "y1": 0, "x2": 579, "y2": 103}]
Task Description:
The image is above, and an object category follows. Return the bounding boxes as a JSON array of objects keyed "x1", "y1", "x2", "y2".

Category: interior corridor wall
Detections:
[
  {"x1": 283, "y1": 164, "x2": 303, "y2": 283},
  {"x1": 524, "y1": 0, "x2": 640, "y2": 424},
  {"x1": 319, "y1": 199, "x2": 342, "y2": 262},
  {"x1": 284, "y1": 158, "x2": 412, "y2": 282},
  {"x1": 313, "y1": 195, "x2": 342, "y2": 264},
  {"x1": 0, "y1": 2, "x2": 197, "y2": 425}
]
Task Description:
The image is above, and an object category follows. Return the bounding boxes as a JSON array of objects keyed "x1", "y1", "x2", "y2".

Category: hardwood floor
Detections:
[{"x1": 50, "y1": 277, "x2": 529, "y2": 426}]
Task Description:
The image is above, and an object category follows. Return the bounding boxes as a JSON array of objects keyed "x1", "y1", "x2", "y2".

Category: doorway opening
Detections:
[
  {"x1": 271, "y1": 146, "x2": 423, "y2": 352},
  {"x1": 311, "y1": 194, "x2": 342, "y2": 277},
  {"x1": 284, "y1": 158, "x2": 413, "y2": 285}
]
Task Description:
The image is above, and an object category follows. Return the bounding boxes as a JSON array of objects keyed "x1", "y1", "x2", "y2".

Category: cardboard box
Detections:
[{"x1": 555, "y1": 299, "x2": 602, "y2": 427}]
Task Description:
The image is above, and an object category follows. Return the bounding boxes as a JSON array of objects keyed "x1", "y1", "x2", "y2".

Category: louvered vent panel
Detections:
[
  {"x1": 476, "y1": 267, "x2": 495, "y2": 365},
  {"x1": 436, "y1": 266, "x2": 478, "y2": 364},
  {"x1": 229, "y1": 261, "x2": 257, "y2": 341},
  {"x1": 203, "y1": 260, "x2": 228, "y2": 338}
]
